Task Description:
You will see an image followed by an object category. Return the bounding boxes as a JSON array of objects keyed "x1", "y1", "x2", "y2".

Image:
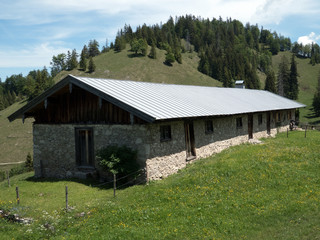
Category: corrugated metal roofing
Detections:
[{"x1": 71, "y1": 75, "x2": 305, "y2": 121}]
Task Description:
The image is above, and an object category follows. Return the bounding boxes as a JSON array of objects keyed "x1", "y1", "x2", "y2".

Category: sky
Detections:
[{"x1": 1, "y1": 0, "x2": 320, "y2": 81}]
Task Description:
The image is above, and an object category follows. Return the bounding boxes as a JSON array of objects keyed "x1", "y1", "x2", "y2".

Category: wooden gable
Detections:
[{"x1": 28, "y1": 84, "x2": 146, "y2": 124}]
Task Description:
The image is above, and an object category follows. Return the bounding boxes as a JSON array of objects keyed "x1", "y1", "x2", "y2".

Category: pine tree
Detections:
[
  {"x1": 312, "y1": 70, "x2": 320, "y2": 116},
  {"x1": 264, "y1": 69, "x2": 276, "y2": 93},
  {"x1": 70, "y1": 49, "x2": 78, "y2": 70},
  {"x1": 88, "y1": 57, "x2": 96, "y2": 73},
  {"x1": 79, "y1": 46, "x2": 87, "y2": 71},
  {"x1": 288, "y1": 54, "x2": 299, "y2": 100},
  {"x1": 0, "y1": 96, "x2": 4, "y2": 110},
  {"x1": 25, "y1": 152, "x2": 33, "y2": 170},
  {"x1": 165, "y1": 52, "x2": 175, "y2": 66},
  {"x1": 88, "y1": 39, "x2": 100, "y2": 57},
  {"x1": 174, "y1": 47, "x2": 182, "y2": 64},
  {"x1": 277, "y1": 55, "x2": 289, "y2": 96},
  {"x1": 149, "y1": 41, "x2": 157, "y2": 59}
]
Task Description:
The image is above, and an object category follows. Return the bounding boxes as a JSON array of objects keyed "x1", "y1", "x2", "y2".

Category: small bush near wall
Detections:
[{"x1": 96, "y1": 145, "x2": 140, "y2": 183}]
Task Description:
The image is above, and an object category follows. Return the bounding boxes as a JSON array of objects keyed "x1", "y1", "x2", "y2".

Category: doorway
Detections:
[
  {"x1": 184, "y1": 121, "x2": 196, "y2": 160},
  {"x1": 267, "y1": 112, "x2": 271, "y2": 134},
  {"x1": 248, "y1": 114, "x2": 253, "y2": 139},
  {"x1": 75, "y1": 128, "x2": 94, "y2": 167}
]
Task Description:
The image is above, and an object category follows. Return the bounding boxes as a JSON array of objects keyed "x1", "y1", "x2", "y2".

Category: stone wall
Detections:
[
  {"x1": 145, "y1": 110, "x2": 293, "y2": 180},
  {"x1": 33, "y1": 124, "x2": 150, "y2": 179},
  {"x1": 33, "y1": 109, "x2": 295, "y2": 181}
]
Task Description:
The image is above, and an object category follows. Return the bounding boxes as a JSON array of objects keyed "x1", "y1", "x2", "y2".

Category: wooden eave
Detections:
[{"x1": 8, "y1": 75, "x2": 156, "y2": 123}]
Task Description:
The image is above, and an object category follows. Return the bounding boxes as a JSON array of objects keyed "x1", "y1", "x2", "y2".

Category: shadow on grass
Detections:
[
  {"x1": 127, "y1": 53, "x2": 146, "y2": 58},
  {"x1": 24, "y1": 173, "x2": 145, "y2": 191}
]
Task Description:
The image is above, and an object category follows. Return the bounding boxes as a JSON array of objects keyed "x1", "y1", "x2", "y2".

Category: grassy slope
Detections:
[
  {"x1": 1, "y1": 131, "x2": 320, "y2": 239},
  {"x1": 54, "y1": 46, "x2": 222, "y2": 87},
  {"x1": 271, "y1": 52, "x2": 320, "y2": 124},
  {"x1": 0, "y1": 102, "x2": 33, "y2": 171}
]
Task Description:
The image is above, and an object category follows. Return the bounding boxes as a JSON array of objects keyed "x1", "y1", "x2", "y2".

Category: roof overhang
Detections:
[{"x1": 8, "y1": 75, "x2": 156, "y2": 123}]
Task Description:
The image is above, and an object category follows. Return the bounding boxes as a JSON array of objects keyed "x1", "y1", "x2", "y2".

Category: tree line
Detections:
[
  {"x1": 1, "y1": 15, "x2": 319, "y2": 113},
  {"x1": 0, "y1": 68, "x2": 54, "y2": 111},
  {"x1": 110, "y1": 15, "x2": 293, "y2": 88},
  {"x1": 264, "y1": 54, "x2": 299, "y2": 100}
]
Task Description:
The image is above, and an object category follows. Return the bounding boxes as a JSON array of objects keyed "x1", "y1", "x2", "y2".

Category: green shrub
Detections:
[
  {"x1": 96, "y1": 145, "x2": 139, "y2": 176},
  {"x1": 25, "y1": 152, "x2": 33, "y2": 171},
  {"x1": 9, "y1": 164, "x2": 29, "y2": 177}
]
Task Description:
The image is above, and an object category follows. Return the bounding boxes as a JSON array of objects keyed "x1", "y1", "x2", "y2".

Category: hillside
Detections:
[
  {"x1": 0, "y1": 101, "x2": 33, "y2": 171},
  {"x1": 1, "y1": 131, "x2": 320, "y2": 239},
  {"x1": 54, "y1": 45, "x2": 222, "y2": 87},
  {"x1": 1, "y1": 48, "x2": 319, "y2": 169},
  {"x1": 272, "y1": 52, "x2": 320, "y2": 124}
]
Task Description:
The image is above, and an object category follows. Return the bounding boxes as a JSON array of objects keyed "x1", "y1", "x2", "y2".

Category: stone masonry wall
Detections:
[
  {"x1": 33, "y1": 109, "x2": 294, "y2": 181},
  {"x1": 33, "y1": 124, "x2": 149, "y2": 179},
  {"x1": 146, "y1": 110, "x2": 293, "y2": 180}
]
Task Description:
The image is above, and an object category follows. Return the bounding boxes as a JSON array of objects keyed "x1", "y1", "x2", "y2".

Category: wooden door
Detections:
[
  {"x1": 248, "y1": 114, "x2": 253, "y2": 139},
  {"x1": 75, "y1": 128, "x2": 94, "y2": 167},
  {"x1": 267, "y1": 112, "x2": 271, "y2": 134},
  {"x1": 184, "y1": 122, "x2": 196, "y2": 160}
]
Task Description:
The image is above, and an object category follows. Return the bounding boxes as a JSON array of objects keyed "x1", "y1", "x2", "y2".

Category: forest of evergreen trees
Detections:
[{"x1": 1, "y1": 15, "x2": 319, "y2": 111}]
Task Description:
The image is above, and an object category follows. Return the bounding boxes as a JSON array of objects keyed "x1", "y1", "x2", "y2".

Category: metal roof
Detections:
[
  {"x1": 8, "y1": 74, "x2": 306, "y2": 123},
  {"x1": 73, "y1": 75, "x2": 305, "y2": 120}
]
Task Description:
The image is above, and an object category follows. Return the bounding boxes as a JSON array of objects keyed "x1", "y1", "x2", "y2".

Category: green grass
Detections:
[
  {"x1": 0, "y1": 101, "x2": 33, "y2": 170},
  {"x1": 1, "y1": 131, "x2": 320, "y2": 239},
  {"x1": 54, "y1": 45, "x2": 222, "y2": 87}
]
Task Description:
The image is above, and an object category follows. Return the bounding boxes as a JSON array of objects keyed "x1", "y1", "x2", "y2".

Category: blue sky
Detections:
[{"x1": 1, "y1": 0, "x2": 320, "y2": 81}]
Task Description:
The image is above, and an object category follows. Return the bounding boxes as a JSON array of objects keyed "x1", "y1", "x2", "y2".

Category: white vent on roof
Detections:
[{"x1": 235, "y1": 80, "x2": 245, "y2": 89}]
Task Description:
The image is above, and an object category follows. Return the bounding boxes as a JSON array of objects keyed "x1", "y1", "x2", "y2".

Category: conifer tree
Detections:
[
  {"x1": 148, "y1": 41, "x2": 157, "y2": 59},
  {"x1": 0, "y1": 96, "x2": 4, "y2": 110},
  {"x1": 88, "y1": 57, "x2": 96, "y2": 73},
  {"x1": 277, "y1": 55, "x2": 289, "y2": 96},
  {"x1": 312, "y1": 70, "x2": 320, "y2": 116},
  {"x1": 264, "y1": 69, "x2": 277, "y2": 93},
  {"x1": 79, "y1": 46, "x2": 87, "y2": 71},
  {"x1": 88, "y1": 39, "x2": 100, "y2": 57},
  {"x1": 165, "y1": 52, "x2": 175, "y2": 66},
  {"x1": 288, "y1": 54, "x2": 299, "y2": 100},
  {"x1": 69, "y1": 49, "x2": 78, "y2": 70}
]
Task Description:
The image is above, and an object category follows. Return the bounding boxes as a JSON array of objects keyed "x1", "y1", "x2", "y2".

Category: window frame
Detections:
[
  {"x1": 160, "y1": 125, "x2": 172, "y2": 142},
  {"x1": 236, "y1": 117, "x2": 243, "y2": 129}
]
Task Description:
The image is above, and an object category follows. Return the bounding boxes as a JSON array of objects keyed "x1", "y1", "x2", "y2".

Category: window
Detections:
[
  {"x1": 236, "y1": 117, "x2": 243, "y2": 129},
  {"x1": 205, "y1": 120, "x2": 213, "y2": 134},
  {"x1": 258, "y1": 114, "x2": 263, "y2": 125},
  {"x1": 160, "y1": 125, "x2": 171, "y2": 142},
  {"x1": 276, "y1": 112, "x2": 281, "y2": 122},
  {"x1": 287, "y1": 111, "x2": 292, "y2": 120}
]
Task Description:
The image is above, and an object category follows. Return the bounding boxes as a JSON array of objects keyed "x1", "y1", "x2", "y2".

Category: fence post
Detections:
[
  {"x1": 16, "y1": 186, "x2": 20, "y2": 205},
  {"x1": 7, "y1": 170, "x2": 10, "y2": 187},
  {"x1": 305, "y1": 125, "x2": 307, "y2": 138},
  {"x1": 113, "y1": 174, "x2": 116, "y2": 198},
  {"x1": 287, "y1": 128, "x2": 288, "y2": 138},
  {"x1": 65, "y1": 186, "x2": 68, "y2": 210}
]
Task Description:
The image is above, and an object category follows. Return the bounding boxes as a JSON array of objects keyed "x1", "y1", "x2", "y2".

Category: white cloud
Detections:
[
  {"x1": 0, "y1": 43, "x2": 70, "y2": 68},
  {"x1": 251, "y1": 0, "x2": 320, "y2": 25},
  {"x1": 297, "y1": 32, "x2": 320, "y2": 45}
]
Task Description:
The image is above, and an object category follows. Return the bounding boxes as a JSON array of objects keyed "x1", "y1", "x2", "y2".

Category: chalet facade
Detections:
[{"x1": 9, "y1": 75, "x2": 305, "y2": 180}]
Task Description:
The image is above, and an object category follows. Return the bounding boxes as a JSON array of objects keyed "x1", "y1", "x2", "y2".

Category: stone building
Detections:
[{"x1": 9, "y1": 75, "x2": 305, "y2": 180}]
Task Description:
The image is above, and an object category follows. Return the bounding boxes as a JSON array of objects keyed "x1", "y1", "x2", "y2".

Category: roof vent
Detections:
[{"x1": 235, "y1": 80, "x2": 245, "y2": 89}]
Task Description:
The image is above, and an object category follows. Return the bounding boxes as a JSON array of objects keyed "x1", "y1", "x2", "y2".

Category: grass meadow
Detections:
[{"x1": 1, "y1": 130, "x2": 320, "y2": 239}]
